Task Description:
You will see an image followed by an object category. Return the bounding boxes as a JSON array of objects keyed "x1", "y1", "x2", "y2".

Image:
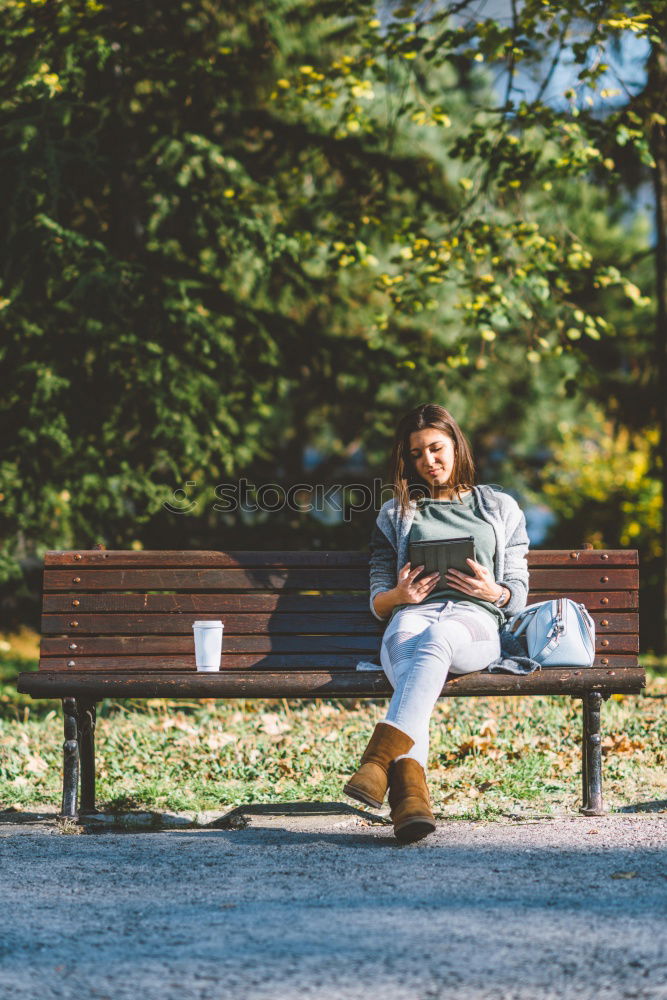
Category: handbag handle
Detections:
[
  {"x1": 507, "y1": 600, "x2": 553, "y2": 639},
  {"x1": 510, "y1": 600, "x2": 564, "y2": 659},
  {"x1": 510, "y1": 613, "x2": 530, "y2": 639}
]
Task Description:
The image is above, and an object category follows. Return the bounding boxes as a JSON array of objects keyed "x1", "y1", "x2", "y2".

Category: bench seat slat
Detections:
[
  {"x1": 17, "y1": 667, "x2": 645, "y2": 699},
  {"x1": 43, "y1": 549, "x2": 639, "y2": 568}
]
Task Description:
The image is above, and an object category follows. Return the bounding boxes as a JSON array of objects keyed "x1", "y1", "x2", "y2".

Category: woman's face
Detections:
[{"x1": 408, "y1": 427, "x2": 456, "y2": 495}]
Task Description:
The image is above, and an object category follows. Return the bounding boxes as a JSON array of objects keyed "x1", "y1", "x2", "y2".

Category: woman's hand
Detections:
[
  {"x1": 372, "y1": 562, "x2": 440, "y2": 619},
  {"x1": 394, "y1": 562, "x2": 441, "y2": 605},
  {"x1": 445, "y1": 558, "x2": 503, "y2": 603}
]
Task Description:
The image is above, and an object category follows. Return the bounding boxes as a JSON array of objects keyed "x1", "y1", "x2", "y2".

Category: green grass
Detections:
[{"x1": 2, "y1": 651, "x2": 666, "y2": 820}]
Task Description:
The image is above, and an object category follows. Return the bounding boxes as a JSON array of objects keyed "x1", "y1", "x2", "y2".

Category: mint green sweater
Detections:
[
  {"x1": 369, "y1": 484, "x2": 530, "y2": 623},
  {"x1": 395, "y1": 493, "x2": 505, "y2": 628}
]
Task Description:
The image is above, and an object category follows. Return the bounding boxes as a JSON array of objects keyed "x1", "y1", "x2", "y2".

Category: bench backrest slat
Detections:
[
  {"x1": 42, "y1": 566, "x2": 638, "y2": 592},
  {"x1": 41, "y1": 613, "x2": 378, "y2": 635},
  {"x1": 42, "y1": 568, "x2": 371, "y2": 590},
  {"x1": 39, "y1": 619, "x2": 637, "y2": 655},
  {"x1": 38, "y1": 653, "x2": 639, "y2": 672},
  {"x1": 42, "y1": 549, "x2": 638, "y2": 567}
]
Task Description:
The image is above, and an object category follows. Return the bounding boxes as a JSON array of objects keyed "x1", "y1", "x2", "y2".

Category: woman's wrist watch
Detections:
[{"x1": 493, "y1": 585, "x2": 510, "y2": 608}]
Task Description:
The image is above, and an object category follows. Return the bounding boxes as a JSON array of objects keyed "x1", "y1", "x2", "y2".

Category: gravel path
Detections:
[{"x1": 1, "y1": 805, "x2": 666, "y2": 1000}]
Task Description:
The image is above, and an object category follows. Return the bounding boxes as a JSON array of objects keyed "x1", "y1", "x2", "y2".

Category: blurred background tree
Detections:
[{"x1": 0, "y1": 0, "x2": 662, "y2": 647}]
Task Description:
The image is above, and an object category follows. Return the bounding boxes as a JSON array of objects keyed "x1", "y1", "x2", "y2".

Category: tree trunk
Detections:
[{"x1": 648, "y1": 38, "x2": 667, "y2": 655}]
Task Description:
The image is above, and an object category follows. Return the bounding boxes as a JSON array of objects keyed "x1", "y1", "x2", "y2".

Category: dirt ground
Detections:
[{"x1": 1, "y1": 804, "x2": 666, "y2": 1000}]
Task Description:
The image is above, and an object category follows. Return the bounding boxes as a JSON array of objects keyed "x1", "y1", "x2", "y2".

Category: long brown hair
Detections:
[{"x1": 389, "y1": 403, "x2": 477, "y2": 516}]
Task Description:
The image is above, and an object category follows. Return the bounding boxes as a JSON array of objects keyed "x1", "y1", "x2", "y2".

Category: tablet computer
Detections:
[{"x1": 409, "y1": 535, "x2": 476, "y2": 581}]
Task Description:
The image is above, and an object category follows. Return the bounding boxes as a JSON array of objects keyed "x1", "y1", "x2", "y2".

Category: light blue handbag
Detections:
[{"x1": 506, "y1": 598, "x2": 596, "y2": 668}]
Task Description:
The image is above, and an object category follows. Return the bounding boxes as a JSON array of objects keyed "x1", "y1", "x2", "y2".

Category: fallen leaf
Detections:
[
  {"x1": 319, "y1": 705, "x2": 339, "y2": 717},
  {"x1": 479, "y1": 717, "x2": 498, "y2": 738},
  {"x1": 455, "y1": 735, "x2": 495, "y2": 757},
  {"x1": 208, "y1": 732, "x2": 236, "y2": 751},
  {"x1": 610, "y1": 871, "x2": 638, "y2": 880},
  {"x1": 601, "y1": 733, "x2": 645, "y2": 755},
  {"x1": 25, "y1": 754, "x2": 49, "y2": 775},
  {"x1": 259, "y1": 713, "x2": 291, "y2": 736}
]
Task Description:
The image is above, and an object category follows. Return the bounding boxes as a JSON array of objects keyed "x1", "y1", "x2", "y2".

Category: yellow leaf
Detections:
[
  {"x1": 623, "y1": 282, "x2": 642, "y2": 301},
  {"x1": 259, "y1": 712, "x2": 291, "y2": 736}
]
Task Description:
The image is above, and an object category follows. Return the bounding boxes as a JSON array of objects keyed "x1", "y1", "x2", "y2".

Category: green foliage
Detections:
[
  {"x1": 537, "y1": 403, "x2": 661, "y2": 556},
  {"x1": 0, "y1": 0, "x2": 659, "y2": 597}
]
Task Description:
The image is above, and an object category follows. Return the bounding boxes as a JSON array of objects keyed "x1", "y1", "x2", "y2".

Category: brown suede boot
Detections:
[
  {"x1": 388, "y1": 757, "x2": 437, "y2": 844},
  {"x1": 343, "y1": 722, "x2": 414, "y2": 808}
]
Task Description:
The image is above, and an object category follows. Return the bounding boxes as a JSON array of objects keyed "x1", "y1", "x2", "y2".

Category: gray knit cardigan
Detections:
[{"x1": 368, "y1": 484, "x2": 530, "y2": 622}]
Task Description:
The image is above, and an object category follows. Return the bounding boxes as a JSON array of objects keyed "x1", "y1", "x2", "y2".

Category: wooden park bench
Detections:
[{"x1": 17, "y1": 546, "x2": 642, "y2": 821}]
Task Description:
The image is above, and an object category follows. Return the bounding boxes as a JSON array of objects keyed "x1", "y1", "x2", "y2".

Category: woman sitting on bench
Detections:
[{"x1": 344, "y1": 402, "x2": 530, "y2": 843}]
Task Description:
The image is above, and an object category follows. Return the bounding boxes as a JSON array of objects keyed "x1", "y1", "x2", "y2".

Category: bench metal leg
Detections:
[
  {"x1": 581, "y1": 698, "x2": 589, "y2": 808},
  {"x1": 77, "y1": 700, "x2": 97, "y2": 815},
  {"x1": 60, "y1": 697, "x2": 80, "y2": 820},
  {"x1": 580, "y1": 692, "x2": 604, "y2": 816}
]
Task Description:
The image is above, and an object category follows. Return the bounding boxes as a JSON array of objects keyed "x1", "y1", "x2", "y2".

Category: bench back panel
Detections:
[{"x1": 40, "y1": 548, "x2": 639, "y2": 672}]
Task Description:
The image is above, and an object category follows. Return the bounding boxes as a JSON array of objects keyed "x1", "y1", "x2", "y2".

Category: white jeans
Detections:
[{"x1": 381, "y1": 601, "x2": 501, "y2": 768}]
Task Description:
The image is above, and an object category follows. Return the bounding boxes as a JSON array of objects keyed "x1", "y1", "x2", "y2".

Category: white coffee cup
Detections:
[{"x1": 192, "y1": 620, "x2": 224, "y2": 671}]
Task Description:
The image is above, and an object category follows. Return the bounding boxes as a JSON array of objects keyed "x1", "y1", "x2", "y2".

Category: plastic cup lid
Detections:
[{"x1": 192, "y1": 620, "x2": 224, "y2": 628}]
